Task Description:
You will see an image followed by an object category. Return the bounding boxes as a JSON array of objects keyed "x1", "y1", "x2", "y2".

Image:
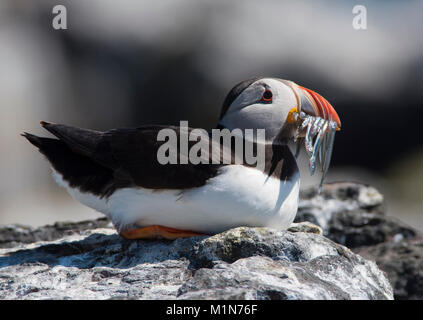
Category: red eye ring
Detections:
[{"x1": 261, "y1": 90, "x2": 273, "y2": 102}]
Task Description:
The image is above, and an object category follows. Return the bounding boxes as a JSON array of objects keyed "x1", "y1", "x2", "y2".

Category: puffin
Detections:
[{"x1": 22, "y1": 77, "x2": 341, "y2": 240}]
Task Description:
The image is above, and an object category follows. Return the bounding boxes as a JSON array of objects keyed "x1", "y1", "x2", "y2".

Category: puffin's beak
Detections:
[{"x1": 297, "y1": 85, "x2": 341, "y2": 131}]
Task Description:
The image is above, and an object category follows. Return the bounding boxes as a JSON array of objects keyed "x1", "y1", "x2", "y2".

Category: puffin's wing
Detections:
[
  {"x1": 101, "y1": 125, "x2": 225, "y2": 189},
  {"x1": 25, "y1": 122, "x2": 226, "y2": 194}
]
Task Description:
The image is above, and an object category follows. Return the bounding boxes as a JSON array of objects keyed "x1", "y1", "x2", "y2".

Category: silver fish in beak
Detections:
[{"x1": 288, "y1": 84, "x2": 341, "y2": 194}]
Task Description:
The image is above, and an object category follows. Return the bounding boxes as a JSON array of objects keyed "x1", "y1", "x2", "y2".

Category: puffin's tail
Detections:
[
  {"x1": 22, "y1": 130, "x2": 87, "y2": 169},
  {"x1": 22, "y1": 130, "x2": 80, "y2": 179},
  {"x1": 39, "y1": 121, "x2": 102, "y2": 158},
  {"x1": 21, "y1": 132, "x2": 43, "y2": 148},
  {"x1": 21, "y1": 132, "x2": 62, "y2": 152},
  {"x1": 22, "y1": 121, "x2": 105, "y2": 166},
  {"x1": 22, "y1": 125, "x2": 114, "y2": 196}
]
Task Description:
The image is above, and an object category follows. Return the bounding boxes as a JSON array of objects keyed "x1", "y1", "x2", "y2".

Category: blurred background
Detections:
[{"x1": 0, "y1": 0, "x2": 422, "y2": 230}]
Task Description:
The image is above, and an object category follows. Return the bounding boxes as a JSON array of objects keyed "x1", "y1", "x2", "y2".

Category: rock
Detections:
[
  {"x1": 296, "y1": 182, "x2": 386, "y2": 233},
  {"x1": 326, "y1": 210, "x2": 417, "y2": 249},
  {"x1": 356, "y1": 237, "x2": 423, "y2": 300},
  {"x1": 296, "y1": 182, "x2": 419, "y2": 248},
  {"x1": 0, "y1": 226, "x2": 393, "y2": 300},
  {"x1": 296, "y1": 182, "x2": 423, "y2": 300},
  {"x1": 287, "y1": 221, "x2": 322, "y2": 235},
  {"x1": 4, "y1": 182, "x2": 418, "y2": 300},
  {"x1": 0, "y1": 218, "x2": 112, "y2": 249}
]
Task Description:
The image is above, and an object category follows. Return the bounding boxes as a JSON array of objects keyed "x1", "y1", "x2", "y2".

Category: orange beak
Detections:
[{"x1": 298, "y1": 86, "x2": 341, "y2": 131}]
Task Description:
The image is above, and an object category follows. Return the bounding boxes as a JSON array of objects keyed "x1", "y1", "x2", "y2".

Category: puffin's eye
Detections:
[{"x1": 261, "y1": 90, "x2": 273, "y2": 102}]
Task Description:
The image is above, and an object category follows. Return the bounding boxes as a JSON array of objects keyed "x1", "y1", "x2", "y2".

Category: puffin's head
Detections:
[{"x1": 218, "y1": 77, "x2": 341, "y2": 143}]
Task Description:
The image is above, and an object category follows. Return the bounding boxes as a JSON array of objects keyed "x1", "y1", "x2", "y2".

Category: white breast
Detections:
[{"x1": 52, "y1": 165, "x2": 300, "y2": 234}]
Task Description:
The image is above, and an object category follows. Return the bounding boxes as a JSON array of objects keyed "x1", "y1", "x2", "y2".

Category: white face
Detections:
[{"x1": 218, "y1": 78, "x2": 298, "y2": 142}]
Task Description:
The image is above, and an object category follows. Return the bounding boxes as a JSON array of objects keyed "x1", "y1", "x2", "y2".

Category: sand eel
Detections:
[{"x1": 22, "y1": 78, "x2": 341, "y2": 240}]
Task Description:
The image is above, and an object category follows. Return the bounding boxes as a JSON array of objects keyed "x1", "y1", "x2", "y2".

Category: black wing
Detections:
[{"x1": 24, "y1": 122, "x2": 225, "y2": 197}]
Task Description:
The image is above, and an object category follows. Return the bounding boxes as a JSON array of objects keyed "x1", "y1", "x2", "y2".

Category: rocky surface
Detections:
[
  {"x1": 1, "y1": 182, "x2": 420, "y2": 300},
  {"x1": 296, "y1": 182, "x2": 419, "y2": 247},
  {"x1": 0, "y1": 226, "x2": 392, "y2": 300},
  {"x1": 355, "y1": 237, "x2": 423, "y2": 300},
  {"x1": 295, "y1": 182, "x2": 423, "y2": 300},
  {"x1": 0, "y1": 218, "x2": 111, "y2": 249}
]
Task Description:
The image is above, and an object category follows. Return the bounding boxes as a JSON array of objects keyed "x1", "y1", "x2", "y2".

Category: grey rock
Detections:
[
  {"x1": 356, "y1": 237, "x2": 423, "y2": 300},
  {"x1": 327, "y1": 210, "x2": 417, "y2": 249},
  {"x1": 0, "y1": 227, "x2": 393, "y2": 300},
  {"x1": 296, "y1": 182, "x2": 419, "y2": 248},
  {"x1": 287, "y1": 221, "x2": 322, "y2": 235},
  {"x1": 296, "y1": 182, "x2": 385, "y2": 233},
  {"x1": 296, "y1": 182, "x2": 423, "y2": 300},
  {"x1": 0, "y1": 218, "x2": 112, "y2": 249}
]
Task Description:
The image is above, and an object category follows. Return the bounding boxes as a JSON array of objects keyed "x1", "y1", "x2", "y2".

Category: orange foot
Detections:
[{"x1": 119, "y1": 225, "x2": 205, "y2": 240}]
